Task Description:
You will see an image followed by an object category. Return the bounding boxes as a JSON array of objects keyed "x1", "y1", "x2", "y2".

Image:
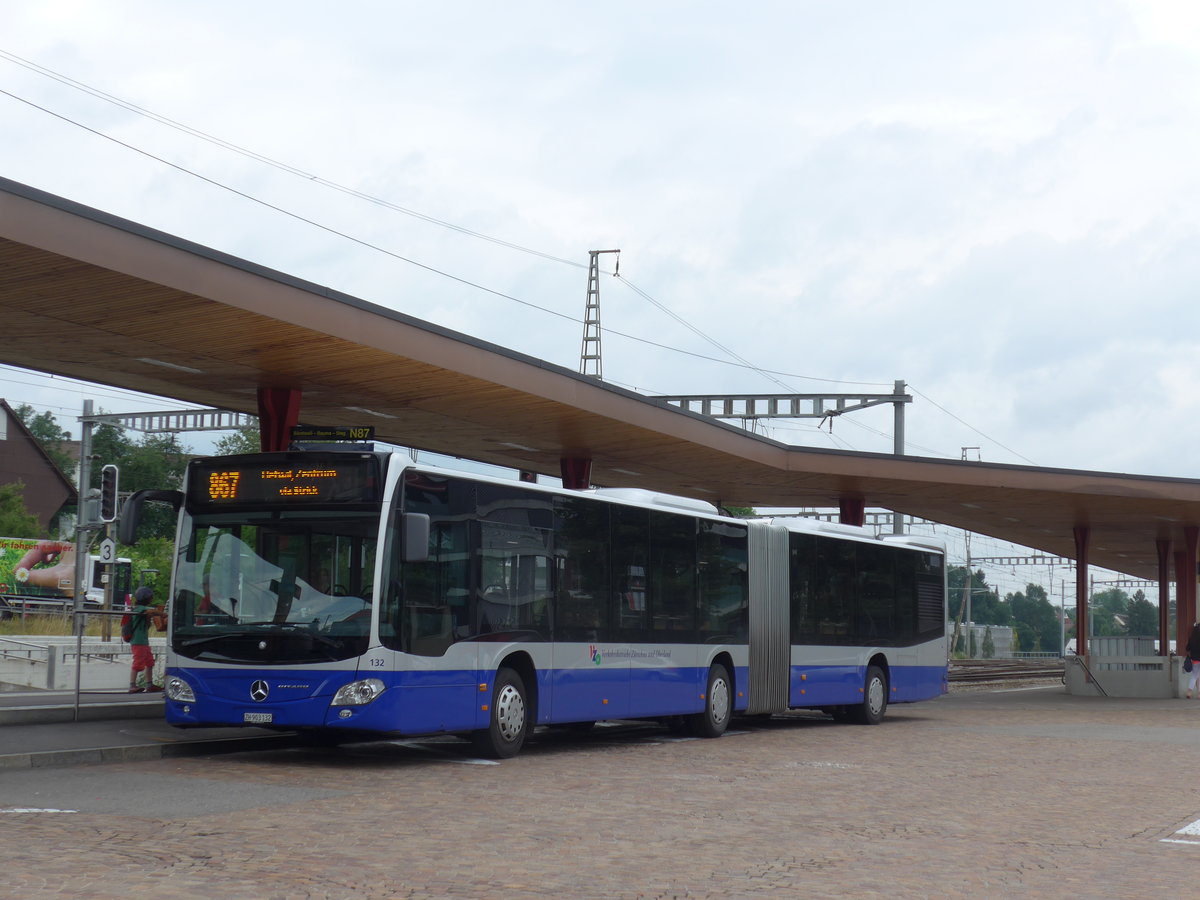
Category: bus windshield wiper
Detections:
[{"x1": 180, "y1": 633, "x2": 237, "y2": 648}]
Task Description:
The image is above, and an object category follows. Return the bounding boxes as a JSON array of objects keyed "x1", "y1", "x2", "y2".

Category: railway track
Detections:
[{"x1": 949, "y1": 658, "x2": 1065, "y2": 683}]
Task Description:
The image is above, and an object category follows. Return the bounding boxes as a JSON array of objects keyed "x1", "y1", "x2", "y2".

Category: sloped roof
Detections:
[
  {"x1": 1, "y1": 176, "x2": 1197, "y2": 579},
  {"x1": 0, "y1": 397, "x2": 76, "y2": 530}
]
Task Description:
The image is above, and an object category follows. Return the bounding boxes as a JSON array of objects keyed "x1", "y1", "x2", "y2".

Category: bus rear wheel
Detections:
[
  {"x1": 690, "y1": 663, "x2": 732, "y2": 738},
  {"x1": 471, "y1": 667, "x2": 529, "y2": 759},
  {"x1": 850, "y1": 664, "x2": 887, "y2": 725}
]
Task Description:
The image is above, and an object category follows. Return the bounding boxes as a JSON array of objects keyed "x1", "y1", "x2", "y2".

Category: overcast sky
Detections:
[{"x1": 3, "y1": 0, "x2": 1200, "y2": 494}]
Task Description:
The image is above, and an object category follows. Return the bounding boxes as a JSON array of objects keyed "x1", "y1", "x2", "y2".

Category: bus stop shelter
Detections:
[{"x1": 2, "y1": 175, "x2": 1199, "y2": 682}]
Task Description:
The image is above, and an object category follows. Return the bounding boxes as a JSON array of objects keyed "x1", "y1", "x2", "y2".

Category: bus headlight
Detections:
[
  {"x1": 332, "y1": 678, "x2": 385, "y2": 706},
  {"x1": 165, "y1": 676, "x2": 195, "y2": 702}
]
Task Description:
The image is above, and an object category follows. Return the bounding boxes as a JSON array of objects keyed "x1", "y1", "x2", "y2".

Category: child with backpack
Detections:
[{"x1": 126, "y1": 586, "x2": 163, "y2": 693}]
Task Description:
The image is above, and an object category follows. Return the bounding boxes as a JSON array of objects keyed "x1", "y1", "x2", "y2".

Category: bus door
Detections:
[{"x1": 387, "y1": 517, "x2": 481, "y2": 735}]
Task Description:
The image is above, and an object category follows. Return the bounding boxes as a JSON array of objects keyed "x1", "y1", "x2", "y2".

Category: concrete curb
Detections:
[
  {"x1": 0, "y1": 732, "x2": 300, "y2": 770},
  {"x1": 0, "y1": 700, "x2": 164, "y2": 726}
]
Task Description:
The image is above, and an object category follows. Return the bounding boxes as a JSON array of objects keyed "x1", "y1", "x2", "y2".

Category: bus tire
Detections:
[
  {"x1": 850, "y1": 665, "x2": 888, "y2": 725},
  {"x1": 691, "y1": 663, "x2": 732, "y2": 738},
  {"x1": 471, "y1": 667, "x2": 529, "y2": 759}
]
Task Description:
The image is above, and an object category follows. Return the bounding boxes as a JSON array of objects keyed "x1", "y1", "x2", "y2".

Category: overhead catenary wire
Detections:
[
  {"x1": 0, "y1": 49, "x2": 584, "y2": 271},
  {"x1": 2, "y1": 90, "x2": 906, "y2": 401},
  {"x1": 0, "y1": 366, "x2": 215, "y2": 415},
  {"x1": 0, "y1": 54, "x2": 899, "y2": 393},
  {"x1": 908, "y1": 385, "x2": 1037, "y2": 465},
  {"x1": 0, "y1": 56, "x2": 1030, "y2": 464}
]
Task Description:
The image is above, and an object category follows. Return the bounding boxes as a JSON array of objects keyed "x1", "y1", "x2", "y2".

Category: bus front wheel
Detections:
[
  {"x1": 471, "y1": 667, "x2": 529, "y2": 759},
  {"x1": 691, "y1": 663, "x2": 732, "y2": 738},
  {"x1": 850, "y1": 665, "x2": 888, "y2": 725}
]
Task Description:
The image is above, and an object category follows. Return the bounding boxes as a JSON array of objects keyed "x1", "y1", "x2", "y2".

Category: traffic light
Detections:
[{"x1": 100, "y1": 464, "x2": 119, "y2": 522}]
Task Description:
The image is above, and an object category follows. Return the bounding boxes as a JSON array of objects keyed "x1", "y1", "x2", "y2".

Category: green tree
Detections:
[
  {"x1": 121, "y1": 434, "x2": 189, "y2": 541},
  {"x1": 1090, "y1": 588, "x2": 1130, "y2": 637},
  {"x1": 124, "y1": 536, "x2": 174, "y2": 593},
  {"x1": 90, "y1": 422, "x2": 191, "y2": 542},
  {"x1": 14, "y1": 404, "x2": 75, "y2": 477},
  {"x1": 982, "y1": 626, "x2": 996, "y2": 659},
  {"x1": 1124, "y1": 590, "x2": 1158, "y2": 637},
  {"x1": 1007, "y1": 583, "x2": 1061, "y2": 653},
  {"x1": 0, "y1": 482, "x2": 40, "y2": 535},
  {"x1": 214, "y1": 425, "x2": 260, "y2": 456},
  {"x1": 90, "y1": 422, "x2": 130, "y2": 474},
  {"x1": 948, "y1": 567, "x2": 1008, "y2": 624}
]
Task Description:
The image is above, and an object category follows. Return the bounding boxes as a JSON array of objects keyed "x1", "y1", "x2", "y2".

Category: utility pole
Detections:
[
  {"x1": 891, "y1": 379, "x2": 905, "y2": 534},
  {"x1": 579, "y1": 249, "x2": 619, "y2": 379},
  {"x1": 70, "y1": 399, "x2": 103, "y2": 721},
  {"x1": 72, "y1": 399, "x2": 97, "y2": 638},
  {"x1": 951, "y1": 533, "x2": 971, "y2": 657}
]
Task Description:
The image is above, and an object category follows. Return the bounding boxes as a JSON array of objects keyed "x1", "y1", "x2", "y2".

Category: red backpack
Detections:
[{"x1": 120, "y1": 595, "x2": 133, "y2": 642}]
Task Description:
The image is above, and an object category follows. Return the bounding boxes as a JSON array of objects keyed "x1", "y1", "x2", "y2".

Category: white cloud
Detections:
[{"x1": 3, "y1": 0, "x2": 1200, "y2": 480}]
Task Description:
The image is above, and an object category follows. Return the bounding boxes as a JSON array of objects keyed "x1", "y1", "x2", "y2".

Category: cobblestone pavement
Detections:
[{"x1": 2, "y1": 684, "x2": 1196, "y2": 898}]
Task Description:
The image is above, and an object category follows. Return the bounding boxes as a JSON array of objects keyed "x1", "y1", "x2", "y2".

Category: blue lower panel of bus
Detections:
[
  {"x1": 164, "y1": 667, "x2": 360, "y2": 729},
  {"x1": 165, "y1": 663, "x2": 741, "y2": 735},
  {"x1": 788, "y1": 664, "x2": 945, "y2": 708},
  {"x1": 890, "y1": 664, "x2": 947, "y2": 702},
  {"x1": 547, "y1": 665, "x2": 747, "y2": 722},
  {"x1": 164, "y1": 666, "x2": 483, "y2": 734},
  {"x1": 549, "y1": 665, "x2": 633, "y2": 720}
]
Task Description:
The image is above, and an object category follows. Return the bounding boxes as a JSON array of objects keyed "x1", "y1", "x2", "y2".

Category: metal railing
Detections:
[
  {"x1": 0, "y1": 608, "x2": 161, "y2": 720},
  {"x1": 1068, "y1": 654, "x2": 1109, "y2": 697}
]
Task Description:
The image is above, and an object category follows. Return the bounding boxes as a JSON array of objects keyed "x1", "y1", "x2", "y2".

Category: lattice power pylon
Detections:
[{"x1": 579, "y1": 249, "x2": 620, "y2": 379}]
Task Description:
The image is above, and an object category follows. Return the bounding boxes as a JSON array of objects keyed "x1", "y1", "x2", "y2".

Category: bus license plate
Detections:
[{"x1": 243, "y1": 712, "x2": 273, "y2": 724}]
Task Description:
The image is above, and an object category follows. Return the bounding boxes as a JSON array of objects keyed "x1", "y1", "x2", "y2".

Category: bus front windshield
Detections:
[{"x1": 171, "y1": 509, "x2": 378, "y2": 665}]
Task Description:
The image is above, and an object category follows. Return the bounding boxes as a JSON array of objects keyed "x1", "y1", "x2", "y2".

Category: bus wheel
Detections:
[
  {"x1": 850, "y1": 665, "x2": 888, "y2": 725},
  {"x1": 691, "y1": 663, "x2": 732, "y2": 738},
  {"x1": 471, "y1": 667, "x2": 529, "y2": 759}
]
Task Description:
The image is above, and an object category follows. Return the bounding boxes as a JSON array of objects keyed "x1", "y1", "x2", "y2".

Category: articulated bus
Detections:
[{"x1": 124, "y1": 450, "x2": 947, "y2": 757}]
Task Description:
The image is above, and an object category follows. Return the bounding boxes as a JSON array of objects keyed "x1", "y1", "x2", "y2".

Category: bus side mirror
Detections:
[
  {"x1": 117, "y1": 489, "x2": 183, "y2": 545},
  {"x1": 402, "y1": 513, "x2": 430, "y2": 563}
]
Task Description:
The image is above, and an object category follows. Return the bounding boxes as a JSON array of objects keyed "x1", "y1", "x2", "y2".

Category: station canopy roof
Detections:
[{"x1": 2, "y1": 176, "x2": 1199, "y2": 582}]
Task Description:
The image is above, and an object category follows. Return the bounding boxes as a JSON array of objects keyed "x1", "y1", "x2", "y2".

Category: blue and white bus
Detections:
[{"x1": 128, "y1": 450, "x2": 947, "y2": 757}]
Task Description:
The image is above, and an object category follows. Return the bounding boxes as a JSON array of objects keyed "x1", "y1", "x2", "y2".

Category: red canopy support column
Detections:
[
  {"x1": 1074, "y1": 526, "x2": 1089, "y2": 658},
  {"x1": 839, "y1": 496, "x2": 865, "y2": 527},
  {"x1": 1158, "y1": 538, "x2": 1173, "y2": 655},
  {"x1": 560, "y1": 457, "x2": 591, "y2": 491},
  {"x1": 1175, "y1": 550, "x2": 1189, "y2": 655},
  {"x1": 1177, "y1": 527, "x2": 1199, "y2": 654},
  {"x1": 256, "y1": 387, "x2": 302, "y2": 453}
]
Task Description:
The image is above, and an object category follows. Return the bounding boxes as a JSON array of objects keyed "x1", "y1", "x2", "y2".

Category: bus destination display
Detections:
[{"x1": 188, "y1": 456, "x2": 380, "y2": 506}]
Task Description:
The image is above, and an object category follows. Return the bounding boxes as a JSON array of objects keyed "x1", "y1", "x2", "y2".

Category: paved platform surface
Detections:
[
  {"x1": 3, "y1": 683, "x2": 1199, "y2": 898},
  {"x1": 0, "y1": 689, "x2": 296, "y2": 767}
]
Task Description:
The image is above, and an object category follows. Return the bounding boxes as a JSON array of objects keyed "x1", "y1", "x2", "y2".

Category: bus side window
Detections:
[
  {"x1": 476, "y1": 521, "x2": 552, "y2": 639},
  {"x1": 649, "y1": 511, "x2": 697, "y2": 641},
  {"x1": 612, "y1": 505, "x2": 649, "y2": 640},
  {"x1": 699, "y1": 519, "x2": 748, "y2": 642}
]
